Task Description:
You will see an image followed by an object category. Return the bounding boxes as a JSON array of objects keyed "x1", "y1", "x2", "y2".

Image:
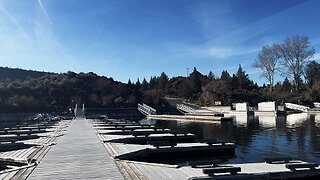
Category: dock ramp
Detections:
[
  {"x1": 285, "y1": 103, "x2": 310, "y2": 112},
  {"x1": 176, "y1": 104, "x2": 196, "y2": 114},
  {"x1": 138, "y1": 103, "x2": 157, "y2": 116}
]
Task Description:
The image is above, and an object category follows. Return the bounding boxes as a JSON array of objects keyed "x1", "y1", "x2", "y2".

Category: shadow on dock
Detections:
[{"x1": 116, "y1": 143, "x2": 235, "y2": 165}]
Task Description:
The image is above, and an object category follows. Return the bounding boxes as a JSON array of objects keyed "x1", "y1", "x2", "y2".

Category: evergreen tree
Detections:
[
  {"x1": 235, "y1": 64, "x2": 250, "y2": 90},
  {"x1": 220, "y1": 70, "x2": 231, "y2": 84},
  {"x1": 208, "y1": 71, "x2": 214, "y2": 81},
  {"x1": 141, "y1": 78, "x2": 148, "y2": 90},
  {"x1": 189, "y1": 67, "x2": 202, "y2": 96},
  {"x1": 282, "y1": 78, "x2": 291, "y2": 91},
  {"x1": 136, "y1": 78, "x2": 141, "y2": 88},
  {"x1": 231, "y1": 74, "x2": 239, "y2": 90},
  {"x1": 149, "y1": 76, "x2": 157, "y2": 89},
  {"x1": 158, "y1": 72, "x2": 169, "y2": 91},
  {"x1": 182, "y1": 81, "x2": 192, "y2": 98}
]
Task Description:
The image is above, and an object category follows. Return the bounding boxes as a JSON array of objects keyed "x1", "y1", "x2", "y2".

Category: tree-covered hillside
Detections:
[
  {"x1": 0, "y1": 67, "x2": 53, "y2": 81},
  {"x1": 1, "y1": 36, "x2": 320, "y2": 113},
  {"x1": 1, "y1": 62, "x2": 320, "y2": 113}
]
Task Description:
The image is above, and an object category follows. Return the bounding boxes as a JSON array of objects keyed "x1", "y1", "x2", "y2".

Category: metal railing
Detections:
[
  {"x1": 176, "y1": 104, "x2": 196, "y2": 113},
  {"x1": 285, "y1": 103, "x2": 310, "y2": 112},
  {"x1": 138, "y1": 103, "x2": 157, "y2": 115}
]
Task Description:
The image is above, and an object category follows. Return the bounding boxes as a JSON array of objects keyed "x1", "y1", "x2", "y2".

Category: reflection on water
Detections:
[
  {"x1": 233, "y1": 115, "x2": 252, "y2": 127},
  {"x1": 147, "y1": 113, "x2": 320, "y2": 164},
  {"x1": 315, "y1": 114, "x2": 320, "y2": 128},
  {"x1": 286, "y1": 113, "x2": 309, "y2": 127},
  {"x1": 258, "y1": 115, "x2": 276, "y2": 128}
]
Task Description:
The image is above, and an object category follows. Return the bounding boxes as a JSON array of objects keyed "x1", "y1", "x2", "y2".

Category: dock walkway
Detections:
[{"x1": 28, "y1": 118, "x2": 123, "y2": 179}]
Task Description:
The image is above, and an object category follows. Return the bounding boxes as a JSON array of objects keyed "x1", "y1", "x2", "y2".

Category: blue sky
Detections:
[{"x1": 0, "y1": 0, "x2": 320, "y2": 84}]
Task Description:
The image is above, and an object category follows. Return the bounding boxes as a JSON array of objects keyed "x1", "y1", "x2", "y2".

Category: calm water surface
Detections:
[
  {"x1": 2, "y1": 113, "x2": 320, "y2": 165},
  {"x1": 145, "y1": 113, "x2": 320, "y2": 164}
]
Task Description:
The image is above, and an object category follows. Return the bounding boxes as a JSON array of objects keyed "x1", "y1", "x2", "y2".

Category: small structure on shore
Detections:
[{"x1": 255, "y1": 101, "x2": 285, "y2": 116}]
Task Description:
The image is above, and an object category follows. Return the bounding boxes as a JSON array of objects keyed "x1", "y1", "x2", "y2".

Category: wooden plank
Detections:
[
  {"x1": 180, "y1": 167, "x2": 203, "y2": 177},
  {"x1": 3, "y1": 171, "x2": 17, "y2": 180},
  {"x1": 127, "y1": 162, "x2": 148, "y2": 180},
  {"x1": 28, "y1": 118, "x2": 124, "y2": 179}
]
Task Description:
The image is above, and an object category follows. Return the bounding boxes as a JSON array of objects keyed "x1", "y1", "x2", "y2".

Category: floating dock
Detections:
[
  {"x1": 0, "y1": 119, "x2": 70, "y2": 179},
  {"x1": 2, "y1": 115, "x2": 320, "y2": 179},
  {"x1": 27, "y1": 118, "x2": 124, "y2": 180},
  {"x1": 93, "y1": 118, "x2": 320, "y2": 180},
  {"x1": 147, "y1": 114, "x2": 232, "y2": 122}
]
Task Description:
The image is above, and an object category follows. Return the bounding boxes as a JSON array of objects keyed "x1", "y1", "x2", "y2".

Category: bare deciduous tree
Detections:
[
  {"x1": 253, "y1": 44, "x2": 279, "y2": 92},
  {"x1": 277, "y1": 35, "x2": 315, "y2": 91}
]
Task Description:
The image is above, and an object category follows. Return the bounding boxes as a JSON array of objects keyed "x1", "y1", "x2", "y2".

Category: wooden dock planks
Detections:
[{"x1": 28, "y1": 118, "x2": 124, "y2": 179}]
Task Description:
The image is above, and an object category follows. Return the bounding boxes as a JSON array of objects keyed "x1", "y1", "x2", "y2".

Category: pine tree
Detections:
[
  {"x1": 149, "y1": 76, "x2": 157, "y2": 89},
  {"x1": 189, "y1": 67, "x2": 202, "y2": 96},
  {"x1": 208, "y1": 71, "x2": 214, "y2": 81},
  {"x1": 182, "y1": 81, "x2": 192, "y2": 98},
  {"x1": 142, "y1": 78, "x2": 148, "y2": 90},
  {"x1": 282, "y1": 78, "x2": 291, "y2": 91},
  {"x1": 136, "y1": 78, "x2": 141, "y2": 88},
  {"x1": 158, "y1": 72, "x2": 169, "y2": 91},
  {"x1": 220, "y1": 70, "x2": 231, "y2": 84},
  {"x1": 236, "y1": 64, "x2": 250, "y2": 90}
]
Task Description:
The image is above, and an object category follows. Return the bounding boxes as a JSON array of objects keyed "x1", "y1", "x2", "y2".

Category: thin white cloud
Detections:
[
  {"x1": 166, "y1": 41, "x2": 259, "y2": 60},
  {"x1": 166, "y1": 0, "x2": 312, "y2": 63},
  {"x1": 206, "y1": 47, "x2": 258, "y2": 59},
  {"x1": 0, "y1": 4, "x2": 27, "y2": 35},
  {"x1": 37, "y1": 0, "x2": 50, "y2": 21},
  {"x1": 34, "y1": 0, "x2": 52, "y2": 41},
  {"x1": 193, "y1": 0, "x2": 310, "y2": 45},
  {"x1": 191, "y1": 1, "x2": 239, "y2": 39},
  {"x1": 0, "y1": 1, "x2": 76, "y2": 73}
]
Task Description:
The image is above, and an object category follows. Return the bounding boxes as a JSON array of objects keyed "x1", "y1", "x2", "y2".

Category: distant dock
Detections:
[
  {"x1": 147, "y1": 114, "x2": 232, "y2": 122},
  {"x1": 138, "y1": 103, "x2": 232, "y2": 123}
]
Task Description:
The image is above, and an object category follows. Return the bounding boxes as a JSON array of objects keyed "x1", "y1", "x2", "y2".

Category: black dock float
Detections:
[
  {"x1": 149, "y1": 141, "x2": 177, "y2": 148},
  {"x1": 0, "y1": 162, "x2": 7, "y2": 171},
  {"x1": 265, "y1": 157, "x2": 292, "y2": 164},
  {"x1": 97, "y1": 126, "x2": 157, "y2": 131},
  {"x1": 203, "y1": 166, "x2": 241, "y2": 176},
  {"x1": 107, "y1": 134, "x2": 195, "y2": 144},
  {"x1": 94, "y1": 124, "x2": 152, "y2": 128},
  {"x1": 286, "y1": 163, "x2": 318, "y2": 171},
  {"x1": 189, "y1": 162, "x2": 320, "y2": 180},
  {"x1": 0, "y1": 129, "x2": 47, "y2": 136},
  {"x1": 100, "y1": 128, "x2": 170, "y2": 135},
  {"x1": 131, "y1": 130, "x2": 171, "y2": 137},
  {"x1": 0, "y1": 134, "x2": 39, "y2": 143},
  {"x1": 0, "y1": 142, "x2": 33, "y2": 152}
]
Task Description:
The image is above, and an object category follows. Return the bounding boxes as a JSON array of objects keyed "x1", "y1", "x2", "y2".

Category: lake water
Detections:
[
  {"x1": 2, "y1": 112, "x2": 320, "y2": 165},
  {"x1": 146, "y1": 113, "x2": 320, "y2": 164}
]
